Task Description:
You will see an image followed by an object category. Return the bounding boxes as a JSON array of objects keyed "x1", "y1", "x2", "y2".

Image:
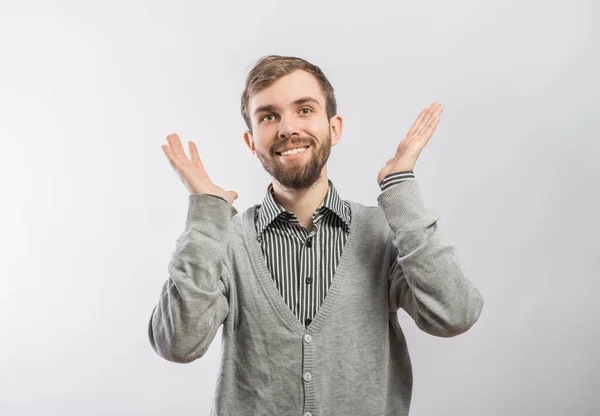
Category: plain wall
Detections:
[{"x1": 1, "y1": 0, "x2": 598, "y2": 415}]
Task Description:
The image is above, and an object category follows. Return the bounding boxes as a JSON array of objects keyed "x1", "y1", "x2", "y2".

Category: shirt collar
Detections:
[{"x1": 255, "y1": 179, "x2": 351, "y2": 237}]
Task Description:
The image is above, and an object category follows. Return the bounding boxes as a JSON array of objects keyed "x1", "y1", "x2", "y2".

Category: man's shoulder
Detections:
[
  {"x1": 344, "y1": 200, "x2": 390, "y2": 238},
  {"x1": 228, "y1": 204, "x2": 256, "y2": 230},
  {"x1": 346, "y1": 199, "x2": 387, "y2": 221}
]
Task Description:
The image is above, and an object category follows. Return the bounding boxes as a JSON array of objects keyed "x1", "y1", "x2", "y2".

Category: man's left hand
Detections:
[{"x1": 377, "y1": 102, "x2": 443, "y2": 185}]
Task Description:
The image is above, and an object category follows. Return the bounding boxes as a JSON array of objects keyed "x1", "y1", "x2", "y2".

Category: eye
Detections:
[
  {"x1": 261, "y1": 114, "x2": 276, "y2": 122},
  {"x1": 300, "y1": 108, "x2": 313, "y2": 114}
]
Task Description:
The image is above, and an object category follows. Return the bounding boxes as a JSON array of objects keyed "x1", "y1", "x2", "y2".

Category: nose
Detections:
[{"x1": 278, "y1": 114, "x2": 301, "y2": 140}]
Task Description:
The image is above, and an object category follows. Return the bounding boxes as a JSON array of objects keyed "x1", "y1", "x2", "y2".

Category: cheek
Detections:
[
  {"x1": 255, "y1": 123, "x2": 278, "y2": 139},
  {"x1": 307, "y1": 119, "x2": 329, "y2": 138},
  {"x1": 253, "y1": 134, "x2": 274, "y2": 153}
]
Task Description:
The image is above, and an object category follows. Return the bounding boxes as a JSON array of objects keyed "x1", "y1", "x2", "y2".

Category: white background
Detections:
[{"x1": 1, "y1": 1, "x2": 598, "y2": 415}]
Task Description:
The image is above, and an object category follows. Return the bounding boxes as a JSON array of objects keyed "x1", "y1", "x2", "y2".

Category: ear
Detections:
[
  {"x1": 243, "y1": 130, "x2": 255, "y2": 154},
  {"x1": 329, "y1": 114, "x2": 343, "y2": 147}
]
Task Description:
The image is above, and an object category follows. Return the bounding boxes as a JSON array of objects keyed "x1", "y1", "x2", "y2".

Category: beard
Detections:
[{"x1": 255, "y1": 130, "x2": 332, "y2": 190}]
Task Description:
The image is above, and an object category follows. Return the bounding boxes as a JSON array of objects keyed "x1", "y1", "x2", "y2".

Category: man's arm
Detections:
[
  {"x1": 377, "y1": 178, "x2": 484, "y2": 337},
  {"x1": 148, "y1": 194, "x2": 236, "y2": 362}
]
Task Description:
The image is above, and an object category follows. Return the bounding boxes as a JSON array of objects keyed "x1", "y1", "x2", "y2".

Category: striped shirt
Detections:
[{"x1": 253, "y1": 170, "x2": 415, "y2": 327}]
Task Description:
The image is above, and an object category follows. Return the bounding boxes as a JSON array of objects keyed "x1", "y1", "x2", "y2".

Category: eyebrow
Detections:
[{"x1": 253, "y1": 96, "x2": 321, "y2": 116}]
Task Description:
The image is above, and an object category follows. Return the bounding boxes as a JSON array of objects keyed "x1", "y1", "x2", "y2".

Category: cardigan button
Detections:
[
  {"x1": 304, "y1": 334, "x2": 313, "y2": 343},
  {"x1": 303, "y1": 372, "x2": 312, "y2": 381},
  {"x1": 304, "y1": 413, "x2": 312, "y2": 416}
]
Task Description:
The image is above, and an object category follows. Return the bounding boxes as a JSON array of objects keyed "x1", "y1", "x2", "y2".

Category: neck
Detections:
[{"x1": 271, "y1": 167, "x2": 330, "y2": 233}]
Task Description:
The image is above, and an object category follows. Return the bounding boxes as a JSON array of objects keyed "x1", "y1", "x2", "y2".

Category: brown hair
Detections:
[{"x1": 240, "y1": 55, "x2": 337, "y2": 131}]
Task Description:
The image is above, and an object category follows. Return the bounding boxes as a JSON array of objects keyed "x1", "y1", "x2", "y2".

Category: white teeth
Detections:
[{"x1": 280, "y1": 146, "x2": 308, "y2": 156}]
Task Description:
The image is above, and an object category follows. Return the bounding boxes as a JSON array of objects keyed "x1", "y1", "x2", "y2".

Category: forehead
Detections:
[{"x1": 249, "y1": 70, "x2": 325, "y2": 111}]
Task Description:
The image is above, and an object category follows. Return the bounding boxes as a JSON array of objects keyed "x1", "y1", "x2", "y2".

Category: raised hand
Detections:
[
  {"x1": 161, "y1": 133, "x2": 239, "y2": 205},
  {"x1": 377, "y1": 102, "x2": 443, "y2": 185}
]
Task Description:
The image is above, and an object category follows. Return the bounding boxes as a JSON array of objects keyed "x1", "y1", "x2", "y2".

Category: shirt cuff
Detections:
[{"x1": 379, "y1": 171, "x2": 415, "y2": 192}]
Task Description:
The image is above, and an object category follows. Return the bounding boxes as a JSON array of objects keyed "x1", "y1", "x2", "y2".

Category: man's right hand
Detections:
[{"x1": 161, "y1": 133, "x2": 239, "y2": 205}]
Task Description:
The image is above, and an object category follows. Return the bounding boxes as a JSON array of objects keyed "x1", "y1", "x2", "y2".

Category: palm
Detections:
[
  {"x1": 162, "y1": 133, "x2": 238, "y2": 203},
  {"x1": 377, "y1": 102, "x2": 443, "y2": 184}
]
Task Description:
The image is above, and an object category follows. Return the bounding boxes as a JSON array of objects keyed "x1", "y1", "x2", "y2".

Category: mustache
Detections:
[{"x1": 273, "y1": 137, "x2": 315, "y2": 153}]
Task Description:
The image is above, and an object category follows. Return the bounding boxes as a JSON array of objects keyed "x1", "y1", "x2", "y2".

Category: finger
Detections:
[
  {"x1": 167, "y1": 133, "x2": 189, "y2": 165},
  {"x1": 414, "y1": 106, "x2": 440, "y2": 138},
  {"x1": 161, "y1": 145, "x2": 179, "y2": 171},
  {"x1": 409, "y1": 113, "x2": 429, "y2": 139},
  {"x1": 406, "y1": 109, "x2": 428, "y2": 138},
  {"x1": 413, "y1": 113, "x2": 433, "y2": 138},
  {"x1": 430, "y1": 102, "x2": 443, "y2": 118},
  {"x1": 189, "y1": 141, "x2": 206, "y2": 171},
  {"x1": 417, "y1": 115, "x2": 441, "y2": 142}
]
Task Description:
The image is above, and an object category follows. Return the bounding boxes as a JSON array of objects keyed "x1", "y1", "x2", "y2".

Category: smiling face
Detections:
[{"x1": 244, "y1": 69, "x2": 342, "y2": 190}]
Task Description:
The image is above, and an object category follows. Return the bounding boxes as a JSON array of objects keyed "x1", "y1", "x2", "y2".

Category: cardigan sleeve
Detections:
[
  {"x1": 377, "y1": 180, "x2": 484, "y2": 337},
  {"x1": 148, "y1": 194, "x2": 237, "y2": 362}
]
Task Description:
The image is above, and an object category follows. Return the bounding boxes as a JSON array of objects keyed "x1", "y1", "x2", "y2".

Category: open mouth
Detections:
[{"x1": 276, "y1": 146, "x2": 310, "y2": 157}]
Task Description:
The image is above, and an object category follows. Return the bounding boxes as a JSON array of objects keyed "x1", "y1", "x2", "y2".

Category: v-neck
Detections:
[{"x1": 242, "y1": 200, "x2": 362, "y2": 336}]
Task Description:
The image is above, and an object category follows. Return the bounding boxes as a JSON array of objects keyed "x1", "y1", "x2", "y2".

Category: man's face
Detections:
[{"x1": 244, "y1": 70, "x2": 341, "y2": 190}]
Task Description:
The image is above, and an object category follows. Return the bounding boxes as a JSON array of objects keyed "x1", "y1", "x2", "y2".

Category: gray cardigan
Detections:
[{"x1": 148, "y1": 179, "x2": 484, "y2": 416}]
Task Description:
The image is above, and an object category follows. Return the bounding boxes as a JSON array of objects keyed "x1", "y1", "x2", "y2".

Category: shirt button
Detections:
[
  {"x1": 305, "y1": 318, "x2": 312, "y2": 326},
  {"x1": 304, "y1": 334, "x2": 312, "y2": 343},
  {"x1": 304, "y1": 413, "x2": 312, "y2": 416},
  {"x1": 303, "y1": 372, "x2": 312, "y2": 381},
  {"x1": 305, "y1": 238, "x2": 312, "y2": 248},
  {"x1": 305, "y1": 277, "x2": 312, "y2": 284}
]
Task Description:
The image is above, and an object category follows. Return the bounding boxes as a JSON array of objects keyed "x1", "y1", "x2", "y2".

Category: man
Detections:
[{"x1": 149, "y1": 55, "x2": 484, "y2": 416}]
